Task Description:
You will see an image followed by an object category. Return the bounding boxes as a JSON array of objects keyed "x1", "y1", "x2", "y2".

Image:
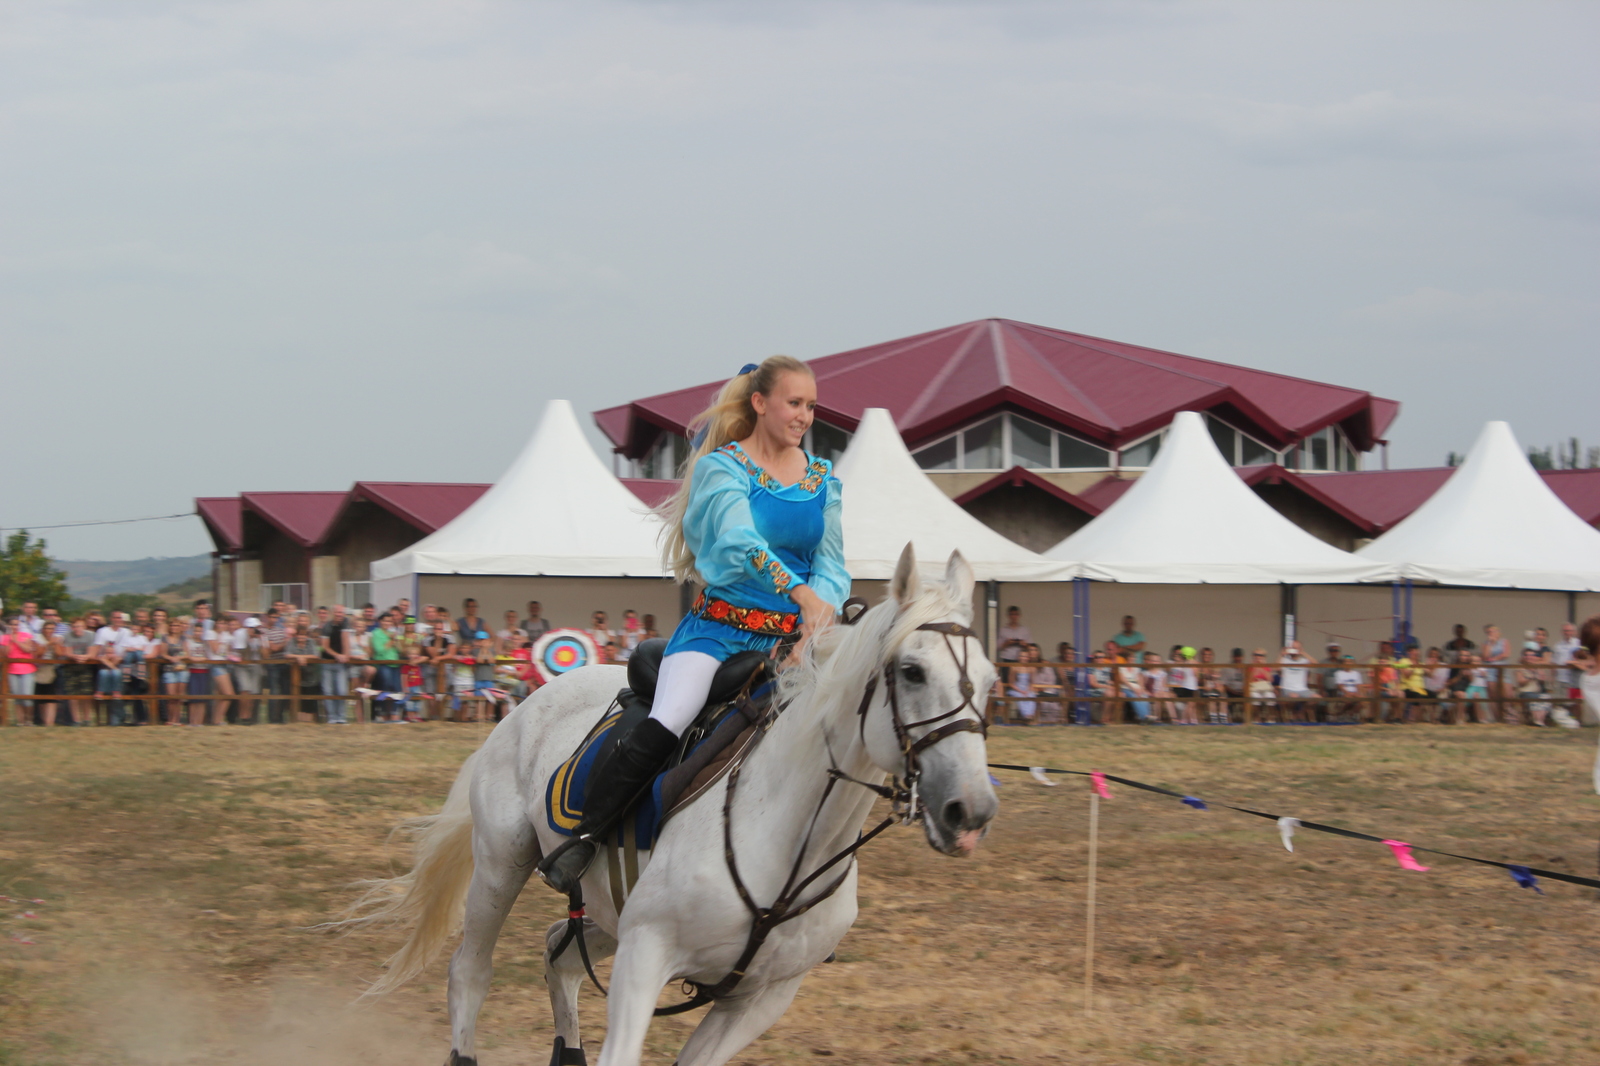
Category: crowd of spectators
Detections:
[
  {"x1": 992, "y1": 608, "x2": 1595, "y2": 728},
  {"x1": 4, "y1": 596, "x2": 1595, "y2": 728},
  {"x1": 0, "y1": 597, "x2": 662, "y2": 726}
]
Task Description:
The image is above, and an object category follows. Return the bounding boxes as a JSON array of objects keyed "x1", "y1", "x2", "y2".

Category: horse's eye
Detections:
[{"x1": 900, "y1": 663, "x2": 926, "y2": 685}]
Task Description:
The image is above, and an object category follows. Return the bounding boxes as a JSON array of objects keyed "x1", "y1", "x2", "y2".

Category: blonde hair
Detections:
[{"x1": 659, "y1": 355, "x2": 814, "y2": 583}]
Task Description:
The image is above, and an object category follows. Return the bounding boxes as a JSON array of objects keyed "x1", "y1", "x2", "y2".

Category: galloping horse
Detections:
[{"x1": 344, "y1": 546, "x2": 999, "y2": 1066}]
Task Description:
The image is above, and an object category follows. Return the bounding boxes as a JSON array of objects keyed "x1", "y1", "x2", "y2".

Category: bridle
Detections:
[
  {"x1": 845, "y1": 619, "x2": 989, "y2": 825},
  {"x1": 554, "y1": 603, "x2": 991, "y2": 1015}
]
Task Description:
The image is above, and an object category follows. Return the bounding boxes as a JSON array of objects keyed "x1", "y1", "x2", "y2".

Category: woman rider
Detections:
[{"x1": 538, "y1": 356, "x2": 851, "y2": 893}]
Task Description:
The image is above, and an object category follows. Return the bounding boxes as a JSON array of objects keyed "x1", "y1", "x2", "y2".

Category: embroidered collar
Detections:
[{"x1": 720, "y1": 442, "x2": 828, "y2": 494}]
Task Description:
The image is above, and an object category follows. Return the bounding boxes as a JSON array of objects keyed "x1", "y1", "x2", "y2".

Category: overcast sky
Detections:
[{"x1": 5, "y1": 1, "x2": 1596, "y2": 560}]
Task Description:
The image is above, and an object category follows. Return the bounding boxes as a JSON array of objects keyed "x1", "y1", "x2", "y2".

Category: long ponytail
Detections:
[{"x1": 659, "y1": 355, "x2": 813, "y2": 583}]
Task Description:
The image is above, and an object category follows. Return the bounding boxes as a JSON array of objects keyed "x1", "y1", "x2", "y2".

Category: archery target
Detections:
[{"x1": 530, "y1": 628, "x2": 600, "y2": 685}]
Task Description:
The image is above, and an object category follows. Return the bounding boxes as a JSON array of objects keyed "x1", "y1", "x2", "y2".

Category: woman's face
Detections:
[{"x1": 750, "y1": 371, "x2": 816, "y2": 449}]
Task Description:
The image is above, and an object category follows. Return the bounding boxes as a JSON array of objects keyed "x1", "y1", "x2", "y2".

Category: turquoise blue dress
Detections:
[{"x1": 664, "y1": 441, "x2": 851, "y2": 660}]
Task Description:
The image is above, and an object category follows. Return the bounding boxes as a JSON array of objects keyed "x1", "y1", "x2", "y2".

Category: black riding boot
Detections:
[{"x1": 538, "y1": 717, "x2": 680, "y2": 894}]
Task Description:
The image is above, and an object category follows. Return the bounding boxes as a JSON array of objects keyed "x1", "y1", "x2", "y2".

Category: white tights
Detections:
[{"x1": 647, "y1": 651, "x2": 723, "y2": 736}]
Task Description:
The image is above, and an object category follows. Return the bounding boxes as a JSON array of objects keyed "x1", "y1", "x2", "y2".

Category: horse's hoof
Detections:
[
  {"x1": 447, "y1": 1052, "x2": 477, "y2": 1066},
  {"x1": 550, "y1": 1035, "x2": 587, "y2": 1065}
]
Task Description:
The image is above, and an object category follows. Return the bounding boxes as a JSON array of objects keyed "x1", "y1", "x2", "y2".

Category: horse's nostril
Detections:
[{"x1": 942, "y1": 799, "x2": 966, "y2": 829}]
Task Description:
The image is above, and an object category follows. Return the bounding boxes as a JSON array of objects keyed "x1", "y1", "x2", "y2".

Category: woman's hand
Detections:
[{"x1": 789, "y1": 585, "x2": 833, "y2": 663}]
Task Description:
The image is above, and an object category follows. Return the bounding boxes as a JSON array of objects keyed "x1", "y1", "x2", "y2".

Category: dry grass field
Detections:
[{"x1": 0, "y1": 721, "x2": 1596, "y2": 1066}]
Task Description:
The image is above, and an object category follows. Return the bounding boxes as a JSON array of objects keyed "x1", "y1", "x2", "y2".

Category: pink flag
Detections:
[
  {"x1": 1089, "y1": 771, "x2": 1112, "y2": 799},
  {"x1": 1382, "y1": 840, "x2": 1430, "y2": 872}
]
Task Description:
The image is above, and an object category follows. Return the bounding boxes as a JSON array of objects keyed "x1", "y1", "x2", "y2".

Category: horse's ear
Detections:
[
  {"x1": 944, "y1": 550, "x2": 975, "y2": 601},
  {"x1": 891, "y1": 543, "x2": 921, "y2": 604}
]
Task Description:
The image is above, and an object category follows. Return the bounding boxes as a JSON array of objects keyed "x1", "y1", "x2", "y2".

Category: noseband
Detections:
[{"x1": 853, "y1": 620, "x2": 989, "y2": 823}]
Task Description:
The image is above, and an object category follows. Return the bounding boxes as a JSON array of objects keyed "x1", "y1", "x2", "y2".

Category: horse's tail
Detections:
[{"x1": 330, "y1": 748, "x2": 482, "y2": 998}]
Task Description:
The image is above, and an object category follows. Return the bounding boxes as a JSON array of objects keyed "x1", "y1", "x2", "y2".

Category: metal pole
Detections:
[{"x1": 1084, "y1": 791, "x2": 1099, "y2": 1014}]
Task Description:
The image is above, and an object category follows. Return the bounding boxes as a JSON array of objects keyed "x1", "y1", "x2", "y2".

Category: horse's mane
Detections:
[{"x1": 776, "y1": 572, "x2": 972, "y2": 723}]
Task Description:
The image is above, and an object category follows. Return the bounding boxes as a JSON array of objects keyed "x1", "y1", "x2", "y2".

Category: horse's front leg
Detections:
[
  {"x1": 674, "y1": 975, "x2": 806, "y2": 1066},
  {"x1": 544, "y1": 916, "x2": 617, "y2": 1058},
  {"x1": 595, "y1": 928, "x2": 676, "y2": 1066}
]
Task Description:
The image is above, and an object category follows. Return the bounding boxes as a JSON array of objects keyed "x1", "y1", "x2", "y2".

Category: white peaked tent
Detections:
[
  {"x1": 1043, "y1": 411, "x2": 1396, "y2": 584},
  {"x1": 1357, "y1": 421, "x2": 1600, "y2": 591},
  {"x1": 370, "y1": 399, "x2": 667, "y2": 582},
  {"x1": 833, "y1": 408, "x2": 1075, "y2": 581}
]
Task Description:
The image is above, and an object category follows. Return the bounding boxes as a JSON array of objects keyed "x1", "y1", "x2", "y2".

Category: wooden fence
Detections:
[{"x1": 0, "y1": 655, "x2": 1588, "y2": 728}]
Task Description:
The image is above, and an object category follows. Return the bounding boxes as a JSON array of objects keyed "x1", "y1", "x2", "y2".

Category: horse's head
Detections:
[{"x1": 860, "y1": 544, "x2": 999, "y2": 857}]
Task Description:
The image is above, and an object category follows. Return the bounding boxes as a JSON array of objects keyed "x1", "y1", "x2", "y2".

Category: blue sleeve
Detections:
[
  {"x1": 807, "y1": 474, "x2": 851, "y2": 608},
  {"x1": 684, "y1": 452, "x2": 801, "y2": 597}
]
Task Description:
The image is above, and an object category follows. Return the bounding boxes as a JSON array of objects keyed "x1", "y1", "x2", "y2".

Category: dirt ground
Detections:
[{"x1": 0, "y1": 721, "x2": 1596, "y2": 1066}]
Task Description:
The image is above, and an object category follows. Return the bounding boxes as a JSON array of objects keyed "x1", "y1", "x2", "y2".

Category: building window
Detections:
[
  {"x1": 639, "y1": 432, "x2": 689, "y2": 479},
  {"x1": 911, "y1": 413, "x2": 1111, "y2": 472},
  {"x1": 805, "y1": 421, "x2": 852, "y2": 463},
  {"x1": 1285, "y1": 425, "x2": 1361, "y2": 472},
  {"x1": 1204, "y1": 413, "x2": 1278, "y2": 467},
  {"x1": 338, "y1": 581, "x2": 372, "y2": 609},
  {"x1": 261, "y1": 583, "x2": 309, "y2": 611},
  {"x1": 1118, "y1": 432, "x2": 1163, "y2": 469},
  {"x1": 1011, "y1": 417, "x2": 1053, "y2": 469},
  {"x1": 963, "y1": 417, "x2": 1004, "y2": 470}
]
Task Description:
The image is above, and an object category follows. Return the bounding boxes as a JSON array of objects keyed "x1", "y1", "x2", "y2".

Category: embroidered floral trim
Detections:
[
  {"x1": 719, "y1": 442, "x2": 828, "y2": 495},
  {"x1": 746, "y1": 547, "x2": 796, "y2": 595},
  {"x1": 693, "y1": 592, "x2": 800, "y2": 636}
]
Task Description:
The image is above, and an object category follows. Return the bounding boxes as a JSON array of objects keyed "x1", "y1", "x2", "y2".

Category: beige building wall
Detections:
[
  {"x1": 309, "y1": 556, "x2": 341, "y2": 611},
  {"x1": 849, "y1": 579, "x2": 1283, "y2": 662},
  {"x1": 234, "y1": 559, "x2": 263, "y2": 616},
  {"x1": 993, "y1": 582, "x2": 1282, "y2": 661},
  {"x1": 1297, "y1": 585, "x2": 1579, "y2": 657},
  {"x1": 416, "y1": 575, "x2": 683, "y2": 635}
]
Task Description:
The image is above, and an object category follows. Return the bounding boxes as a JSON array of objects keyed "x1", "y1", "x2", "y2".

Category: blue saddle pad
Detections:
[{"x1": 545, "y1": 710, "x2": 668, "y2": 851}]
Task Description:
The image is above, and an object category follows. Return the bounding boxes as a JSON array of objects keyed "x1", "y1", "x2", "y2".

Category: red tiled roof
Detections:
[
  {"x1": 595, "y1": 318, "x2": 1400, "y2": 458},
  {"x1": 239, "y1": 491, "x2": 348, "y2": 549},
  {"x1": 1541, "y1": 469, "x2": 1600, "y2": 526},
  {"x1": 1077, "y1": 476, "x2": 1137, "y2": 512},
  {"x1": 951, "y1": 467, "x2": 1104, "y2": 516},
  {"x1": 196, "y1": 497, "x2": 243, "y2": 552},
  {"x1": 349, "y1": 482, "x2": 491, "y2": 534},
  {"x1": 619, "y1": 478, "x2": 680, "y2": 510}
]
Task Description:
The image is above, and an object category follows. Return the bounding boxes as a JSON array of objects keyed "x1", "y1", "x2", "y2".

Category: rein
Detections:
[{"x1": 552, "y1": 603, "x2": 988, "y2": 1014}]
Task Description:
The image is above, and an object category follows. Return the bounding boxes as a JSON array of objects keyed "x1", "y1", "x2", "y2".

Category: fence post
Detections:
[
  {"x1": 291, "y1": 661, "x2": 301, "y2": 723},
  {"x1": 1, "y1": 650, "x2": 10, "y2": 726}
]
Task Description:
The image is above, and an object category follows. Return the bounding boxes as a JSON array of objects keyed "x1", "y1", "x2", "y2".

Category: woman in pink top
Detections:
[{"x1": 3, "y1": 619, "x2": 39, "y2": 712}]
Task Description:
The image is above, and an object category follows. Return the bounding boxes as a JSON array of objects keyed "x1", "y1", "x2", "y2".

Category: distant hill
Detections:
[{"x1": 57, "y1": 555, "x2": 212, "y2": 599}]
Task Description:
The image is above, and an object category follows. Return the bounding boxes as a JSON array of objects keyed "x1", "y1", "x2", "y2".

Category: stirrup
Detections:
[{"x1": 537, "y1": 836, "x2": 598, "y2": 893}]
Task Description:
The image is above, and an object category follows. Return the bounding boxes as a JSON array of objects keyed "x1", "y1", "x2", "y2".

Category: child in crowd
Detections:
[
  {"x1": 1030, "y1": 644, "x2": 1062, "y2": 723},
  {"x1": 1197, "y1": 647, "x2": 1227, "y2": 725},
  {"x1": 1247, "y1": 649, "x2": 1277, "y2": 723},
  {"x1": 1143, "y1": 651, "x2": 1172, "y2": 723},
  {"x1": 1515, "y1": 647, "x2": 1549, "y2": 726},
  {"x1": 1424, "y1": 647, "x2": 1450, "y2": 722},
  {"x1": 1120, "y1": 654, "x2": 1152, "y2": 723},
  {"x1": 1003, "y1": 645, "x2": 1039, "y2": 723},
  {"x1": 1169, "y1": 646, "x2": 1199, "y2": 725},
  {"x1": 401, "y1": 643, "x2": 429, "y2": 723},
  {"x1": 1333, "y1": 656, "x2": 1364, "y2": 720}
]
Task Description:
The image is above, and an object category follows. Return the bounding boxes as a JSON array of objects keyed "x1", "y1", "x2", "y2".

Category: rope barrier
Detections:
[{"x1": 987, "y1": 763, "x2": 1600, "y2": 892}]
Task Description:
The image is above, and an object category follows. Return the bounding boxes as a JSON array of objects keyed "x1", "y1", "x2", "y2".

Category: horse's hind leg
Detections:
[
  {"x1": 544, "y1": 917, "x2": 617, "y2": 1057},
  {"x1": 446, "y1": 815, "x2": 538, "y2": 1064},
  {"x1": 674, "y1": 975, "x2": 806, "y2": 1066}
]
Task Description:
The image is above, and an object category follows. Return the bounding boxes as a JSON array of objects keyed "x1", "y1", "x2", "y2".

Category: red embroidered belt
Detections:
[{"x1": 693, "y1": 592, "x2": 800, "y2": 636}]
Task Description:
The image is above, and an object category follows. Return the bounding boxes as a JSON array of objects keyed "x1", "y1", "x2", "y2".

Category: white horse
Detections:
[{"x1": 344, "y1": 546, "x2": 999, "y2": 1066}]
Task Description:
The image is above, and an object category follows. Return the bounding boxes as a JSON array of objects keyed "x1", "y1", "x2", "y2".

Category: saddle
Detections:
[{"x1": 544, "y1": 639, "x2": 776, "y2": 851}]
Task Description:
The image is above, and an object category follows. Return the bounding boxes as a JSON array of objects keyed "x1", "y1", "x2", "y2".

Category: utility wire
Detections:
[{"x1": 0, "y1": 512, "x2": 197, "y2": 533}]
